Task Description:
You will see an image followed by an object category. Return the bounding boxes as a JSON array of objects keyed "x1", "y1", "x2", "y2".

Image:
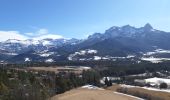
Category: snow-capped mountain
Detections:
[
  {"x1": 0, "y1": 38, "x2": 80, "y2": 53},
  {"x1": 88, "y1": 23, "x2": 161, "y2": 39},
  {"x1": 1, "y1": 23, "x2": 170, "y2": 63},
  {"x1": 0, "y1": 38, "x2": 81, "y2": 62},
  {"x1": 66, "y1": 23, "x2": 170, "y2": 63}
]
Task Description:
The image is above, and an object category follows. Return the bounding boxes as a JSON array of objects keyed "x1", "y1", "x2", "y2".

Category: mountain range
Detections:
[{"x1": 1, "y1": 23, "x2": 170, "y2": 63}]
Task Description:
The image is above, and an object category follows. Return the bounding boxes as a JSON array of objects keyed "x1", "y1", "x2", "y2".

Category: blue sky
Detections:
[{"x1": 0, "y1": 0, "x2": 170, "y2": 40}]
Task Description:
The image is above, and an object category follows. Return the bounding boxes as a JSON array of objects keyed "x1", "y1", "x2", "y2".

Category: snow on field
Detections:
[
  {"x1": 102, "y1": 57, "x2": 110, "y2": 60},
  {"x1": 111, "y1": 57, "x2": 126, "y2": 59},
  {"x1": 145, "y1": 77, "x2": 170, "y2": 85},
  {"x1": 5, "y1": 53, "x2": 18, "y2": 56},
  {"x1": 143, "y1": 52, "x2": 156, "y2": 56},
  {"x1": 129, "y1": 73, "x2": 147, "y2": 77},
  {"x1": 143, "y1": 49, "x2": 170, "y2": 56},
  {"x1": 120, "y1": 84, "x2": 136, "y2": 88},
  {"x1": 79, "y1": 58, "x2": 86, "y2": 61},
  {"x1": 67, "y1": 56, "x2": 73, "y2": 60},
  {"x1": 67, "y1": 49, "x2": 136, "y2": 61},
  {"x1": 120, "y1": 84, "x2": 170, "y2": 93},
  {"x1": 94, "y1": 56, "x2": 102, "y2": 60},
  {"x1": 114, "y1": 92, "x2": 144, "y2": 100},
  {"x1": 45, "y1": 59, "x2": 54, "y2": 62},
  {"x1": 155, "y1": 49, "x2": 170, "y2": 53},
  {"x1": 81, "y1": 85, "x2": 104, "y2": 90},
  {"x1": 141, "y1": 57, "x2": 163, "y2": 63},
  {"x1": 126, "y1": 55, "x2": 135, "y2": 58},
  {"x1": 141, "y1": 57, "x2": 170, "y2": 63},
  {"x1": 142, "y1": 87, "x2": 170, "y2": 93},
  {"x1": 25, "y1": 58, "x2": 31, "y2": 62},
  {"x1": 80, "y1": 66, "x2": 91, "y2": 70},
  {"x1": 142, "y1": 49, "x2": 170, "y2": 63}
]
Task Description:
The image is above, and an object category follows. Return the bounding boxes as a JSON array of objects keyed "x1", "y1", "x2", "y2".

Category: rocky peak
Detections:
[
  {"x1": 143, "y1": 23, "x2": 153, "y2": 31},
  {"x1": 88, "y1": 33, "x2": 102, "y2": 39}
]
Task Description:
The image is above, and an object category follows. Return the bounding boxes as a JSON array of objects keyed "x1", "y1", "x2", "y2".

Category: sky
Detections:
[{"x1": 0, "y1": 0, "x2": 170, "y2": 41}]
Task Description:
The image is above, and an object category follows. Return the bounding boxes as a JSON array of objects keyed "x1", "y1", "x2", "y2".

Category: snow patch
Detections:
[
  {"x1": 114, "y1": 92, "x2": 144, "y2": 100},
  {"x1": 42, "y1": 40, "x2": 52, "y2": 46},
  {"x1": 142, "y1": 87, "x2": 170, "y2": 93},
  {"x1": 145, "y1": 77, "x2": 170, "y2": 85},
  {"x1": 68, "y1": 49, "x2": 98, "y2": 60},
  {"x1": 143, "y1": 49, "x2": 170, "y2": 56},
  {"x1": 126, "y1": 55, "x2": 135, "y2": 58},
  {"x1": 5, "y1": 53, "x2": 18, "y2": 56},
  {"x1": 25, "y1": 58, "x2": 31, "y2": 62},
  {"x1": 120, "y1": 84, "x2": 136, "y2": 88},
  {"x1": 94, "y1": 56, "x2": 102, "y2": 60},
  {"x1": 87, "y1": 50, "x2": 98, "y2": 54},
  {"x1": 81, "y1": 85, "x2": 104, "y2": 90},
  {"x1": 141, "y1": 57, "x2": 170, "y2": 63},
  {"x1": 45, "y1": 59, "x2": 54, "y2": 63},
  {"x1": 39, "y1": 52, "x2": 54, "y2": 57},
  {"x1": 120, "y1": 84, "x2": 170, "y2": 93}
]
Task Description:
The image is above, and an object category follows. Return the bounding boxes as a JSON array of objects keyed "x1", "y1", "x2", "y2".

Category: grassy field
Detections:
[
  {"x1": 51, "y1": 88, "x2": 139, "y2": 100},
  {"x1": 14, "y1": 66, "x2": 90, "y2": 74},
  {"x1": 107, "y1": 84, "x2": 170, "y2": 100}
]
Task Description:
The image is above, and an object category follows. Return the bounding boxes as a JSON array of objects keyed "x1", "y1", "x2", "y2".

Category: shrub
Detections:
[{"x1": 159, "y1": 83, "x2": 168, "y2": 89}]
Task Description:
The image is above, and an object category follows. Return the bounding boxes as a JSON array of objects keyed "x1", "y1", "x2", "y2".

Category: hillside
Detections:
[{"x1": 51, "y1": 87, "x2": 141, "y2": 100}]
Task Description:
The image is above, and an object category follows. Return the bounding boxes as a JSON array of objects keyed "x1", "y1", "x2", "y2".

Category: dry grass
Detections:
[
  {"x1": 51, "y1": 88, "x2": 139, "y2": 100},
  {"x1": 125, "y1": 87, "x2": 170, "y2": 100},
  {"x1": 106, "y1": 84, "x2": 121, "y2": 91},
  {"x1": 14, "y1": 66, "x2": 88, "y2": 74},
  {"x1": 107, "y1": 84, "x2": 170, "y2": 100}
]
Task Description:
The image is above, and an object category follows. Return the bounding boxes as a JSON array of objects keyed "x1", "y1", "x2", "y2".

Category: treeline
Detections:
[
  {"x1": 0, "y1": 68, "x2": 101, "y2": 100},
  {"x1": 0, "y1": 69, "x2": 50, "y2": 100},
  {"x1": 55, "y1": 70, "x2": 101, "y2": 94},
  {"x1": 2, "y1": 60, "x2": 170, "y2": 72},
  {"x1": 0, "y1": 60, "x2": 155, "y2": 67},
  {"x1": 2, "y1": 60, "x2": 170, "y2": 78},
  {"x1": 99, "y1": 62, "x2": 170, "y2": 77}
]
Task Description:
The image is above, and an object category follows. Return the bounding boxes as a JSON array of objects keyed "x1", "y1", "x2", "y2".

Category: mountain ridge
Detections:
[{"x1": 1, "y1": 23, "x2": 170, "y2": 63}]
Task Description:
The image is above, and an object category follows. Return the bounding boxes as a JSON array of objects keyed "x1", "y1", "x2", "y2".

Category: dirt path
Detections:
[{"x1": 51, "y1": 88, "x2": 141, "y2": 100}]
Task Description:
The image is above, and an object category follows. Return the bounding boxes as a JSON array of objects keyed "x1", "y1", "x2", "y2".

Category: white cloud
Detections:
[
  {"x1": 0, "y1": 31, "x2": 28, "y2": 41},
  {"x1": 25, "y1": 32, "x2": 34, "y2": 36},
  {"x1": 84, "y1": 32, "x2": 94, "y2": 38},
  {"x1": 26, "y1": 28, "x2": 63, "y2": 40},
  {"x1": 37, "y1": 28, "x2": 48, "y2": 35},
  {"x1": 0, "y1": 28, "x2": 64, "y2": 41},
  {"x1": 33, "y1": 34, "x2": 63, "y2": 40},
  {"x1": 25, "y1": 28, "x2": 48, "y2": 37}
]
